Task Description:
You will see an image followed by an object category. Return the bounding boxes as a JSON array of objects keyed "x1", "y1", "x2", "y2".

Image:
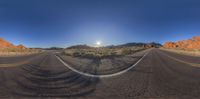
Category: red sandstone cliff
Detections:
[
  {"x1": 163, "y1": 36, "x2": 200, "y2": 50},
  {"x1": 0, "y1": 38, "x2": 27, "y2": 49}
]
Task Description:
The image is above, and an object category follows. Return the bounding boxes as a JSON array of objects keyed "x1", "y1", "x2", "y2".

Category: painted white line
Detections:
[{"x1": 56, "y1": 52, "x2": 149, "y2": 78}]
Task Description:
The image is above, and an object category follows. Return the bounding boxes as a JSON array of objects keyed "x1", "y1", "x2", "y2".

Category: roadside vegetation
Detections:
[
  {"x1": 59, "y1": 45, "x2": 149, "y2": 75},
  {"x1": 161, "y1": 48, "x2": 200, "y2": 57},
  {"x1": 0, "y1": 48, "x2": 41, "y2": 56},
  {"x1": 63, "y1": 46, "x2": 146, "y2": 59}
]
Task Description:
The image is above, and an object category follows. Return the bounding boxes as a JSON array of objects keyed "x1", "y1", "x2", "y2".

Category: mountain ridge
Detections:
[{"x1": 66, "y1": 42, "x2": 162, "y2": 49}]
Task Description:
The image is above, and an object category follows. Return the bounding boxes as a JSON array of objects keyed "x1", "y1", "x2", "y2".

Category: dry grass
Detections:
[
  {"x1": 63, "y1": 47, "x2": 145, "y2": 58},
  {"x1": 0, "y1": 48, "x2": 41, "y2": 57},
  {"x1": 161, "y1": 48, "x2": 200, "y2": 57}
]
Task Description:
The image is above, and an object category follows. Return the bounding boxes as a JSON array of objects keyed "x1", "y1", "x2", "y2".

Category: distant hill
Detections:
[
  {"x1": 66, "y1": 42, "x2": 162, "y2": 49},
  {"x1": 108, "y1": 42, "x2": 162, "y2": 48},
  {"x1": 0, "y1": 38, "x2": 27, "y2": 49},
  {"x1": 163, "y1": 36, "x2": 200, "y2": 50},
  {"x1": 44, "y1": 47, "x2": 63, "y2": 50},
  {"x1": 16, "y1": 44, "x2": 26, "y2": 49},
  {"x1": 66, "y1": 45, "x2": 92, "y2": 49}
]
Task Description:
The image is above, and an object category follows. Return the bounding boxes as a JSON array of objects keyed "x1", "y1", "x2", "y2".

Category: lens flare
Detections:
[{"x1": 96, "y1": 41, "x2": 101, "y2": 47}]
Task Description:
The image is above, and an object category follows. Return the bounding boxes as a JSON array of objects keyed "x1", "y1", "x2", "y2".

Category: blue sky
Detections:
[{"x1": 0, "y1": 0, "x2": 200, "y2": 47}]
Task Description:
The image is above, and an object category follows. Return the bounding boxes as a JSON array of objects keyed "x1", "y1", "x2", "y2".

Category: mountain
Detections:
[
  {"x1": 107, "y1": 42, "x2": 162, "y2": 48},
  {"x1": 44, "y1": 47, "x2": 63, "y2": 50},
  {"x1": 66, "y1": 42, "x2": 162, "y2": 49},
  {"x1": 66, "y1": 45, "x2": 92, "y2": 49},
  {"x1": 0, "y1": 38, "x2": 27, "y2": 49},
  {"x1": 163, "y1": 36, "x2": 200, "y2": 50}
]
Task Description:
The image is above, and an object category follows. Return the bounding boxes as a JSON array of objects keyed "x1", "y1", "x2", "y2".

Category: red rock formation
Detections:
[
  {"x1": 0, "y1": 38, "x2": 15, "y2": 48},
  {"x1": 163, "y1": 42, "x2": 177, "y2": 48},
  {"x1": 16, "y1": 44, "x2": 27, "y2": 49},
  {"x1": 163, "y1": 36, "x2": 200, "y2": 50},
  {"x1": 0, "y1": 38, "x2": 27, "y2": 49}
]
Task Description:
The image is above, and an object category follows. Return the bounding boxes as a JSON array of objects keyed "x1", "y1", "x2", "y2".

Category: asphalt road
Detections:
[{"x1": 0, "y1": 49, "x2": 200, "y2": 99}]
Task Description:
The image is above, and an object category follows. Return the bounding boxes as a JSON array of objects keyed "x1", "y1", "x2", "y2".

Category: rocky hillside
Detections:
[
  {"x1": 163, "y1": 36, "x2": 200, "y2": 50},
  {"x1": 0, "y1": 38, "x2": 27, "y2": 49}
]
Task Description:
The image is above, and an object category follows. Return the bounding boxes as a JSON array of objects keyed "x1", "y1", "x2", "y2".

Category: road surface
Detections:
[{"x1": 0, "y1": 49, "x2": 200, "y2": 99}]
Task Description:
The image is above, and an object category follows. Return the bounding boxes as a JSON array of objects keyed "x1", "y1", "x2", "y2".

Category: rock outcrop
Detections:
[
  {"x1": 0, "y1": 38, "x2": 15, "y2": 48},
  {"x1": 16, "y1": 44, "x2": 27, "y2": 49},
  {"x1": 163, "y1": 36, "x2": 200, "y2": 50},
  {"x1": 0, "y1": 38, "x2": 26, "y2": 49}
]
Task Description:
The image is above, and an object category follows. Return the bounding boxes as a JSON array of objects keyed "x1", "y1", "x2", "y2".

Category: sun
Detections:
[{"x1": 96, "y1": 41, "x2": 101, "y2": 47}]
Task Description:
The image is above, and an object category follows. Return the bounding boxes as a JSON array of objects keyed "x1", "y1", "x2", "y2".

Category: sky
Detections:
[{"x1": 0, "y1": 0, "x2": 200, "y2": 48}]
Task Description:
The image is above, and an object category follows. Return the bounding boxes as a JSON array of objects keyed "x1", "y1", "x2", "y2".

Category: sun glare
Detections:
[{"x1": 96, "y1": 41, "x2": 101, "y2": 47}]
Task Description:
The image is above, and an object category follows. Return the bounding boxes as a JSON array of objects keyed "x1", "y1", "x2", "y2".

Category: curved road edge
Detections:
[{"x1": 55, "y1": 51, "x2": 149, "y2": 78}]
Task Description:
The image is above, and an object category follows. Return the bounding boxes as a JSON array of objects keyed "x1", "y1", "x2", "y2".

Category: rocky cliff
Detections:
[
  {"x1": 0, "y1": 38, "x2": 27, "y2": 49},
  {"x1": 163, "y1": 36, "x2": 200, "y2": 50}
]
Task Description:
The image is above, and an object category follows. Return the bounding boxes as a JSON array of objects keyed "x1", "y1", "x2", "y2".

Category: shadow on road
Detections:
[{"x1": 0, "y1": 64, "x2": 100, "y2": 98}]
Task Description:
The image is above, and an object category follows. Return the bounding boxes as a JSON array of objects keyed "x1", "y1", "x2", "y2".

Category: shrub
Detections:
[{"x1": 63, "y1": 47, "x2": 146, "y2": 59}]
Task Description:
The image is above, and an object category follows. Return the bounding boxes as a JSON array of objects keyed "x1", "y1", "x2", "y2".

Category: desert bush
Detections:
[
  {"x1": 121, "y1": 48, "x2": 132, "y2": 55},
  {"x1": 73, "y1": 51, "x2": 81, "y2": 57},
  {"x1": 0, "y1": 48, "x2": 41, "y2": 56},
  {"x1": 63, "y1": 46, "x2": 146, "y2": 59}
]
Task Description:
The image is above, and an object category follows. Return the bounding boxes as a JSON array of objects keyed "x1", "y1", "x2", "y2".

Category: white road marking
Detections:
[{"x1": 56, "y1": 52, "x2": 149, "y2": 78}]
